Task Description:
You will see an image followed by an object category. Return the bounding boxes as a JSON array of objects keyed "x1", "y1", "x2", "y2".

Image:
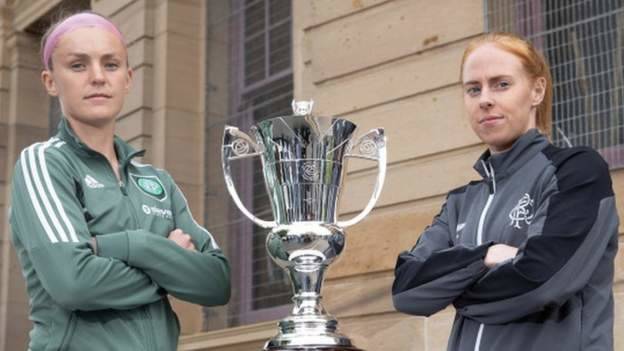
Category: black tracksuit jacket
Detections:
[{"x1": 392, "y1": 129, "x2": 619, "y2": 350}]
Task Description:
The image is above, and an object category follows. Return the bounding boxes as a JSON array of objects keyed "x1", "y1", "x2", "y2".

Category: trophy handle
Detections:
[
  {"x1": 222, "y1": 126, "x2": 276, "y2": 229},
  {"x1": 337, "y1": 128, "x2": 387, "y2": 228}
]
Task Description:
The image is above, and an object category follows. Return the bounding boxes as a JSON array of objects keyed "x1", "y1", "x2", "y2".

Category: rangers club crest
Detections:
[{"x1": 509, "y1": 193, "x2": 534, "y2": 229}]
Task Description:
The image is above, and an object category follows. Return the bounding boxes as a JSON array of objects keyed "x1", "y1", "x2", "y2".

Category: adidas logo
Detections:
[{"x1": 84, "y1": 175, "x2": 104, "y2": 189}]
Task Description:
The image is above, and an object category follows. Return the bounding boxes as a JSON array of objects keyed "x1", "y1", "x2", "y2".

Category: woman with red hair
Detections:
[{"x1": 393, "y1": 32, "x2": 618, "y2": 351}]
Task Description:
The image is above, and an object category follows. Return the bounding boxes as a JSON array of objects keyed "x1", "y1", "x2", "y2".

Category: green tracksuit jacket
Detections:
[{"x1": 10, "y1": 118, "x2": 230, "y2": 351}]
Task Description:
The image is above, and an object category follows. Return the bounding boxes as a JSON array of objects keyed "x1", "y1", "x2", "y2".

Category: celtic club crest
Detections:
[{"x1": 130, "y1": 173, "x2": 168, "y2": 201}]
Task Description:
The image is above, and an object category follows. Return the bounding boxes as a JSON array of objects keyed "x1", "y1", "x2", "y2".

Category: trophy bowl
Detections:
[{"x1": 222, "y1": 100, "x2": 386, "y2": 351}]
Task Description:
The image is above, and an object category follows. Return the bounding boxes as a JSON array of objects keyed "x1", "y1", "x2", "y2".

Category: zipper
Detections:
[
  {"x1": 476, "y1": 161, "x2": 496, "y2": 245},
  {"x1": 117, "y1": 159, "x2": 141, "y2": 228},
  {"x1": 58, "y1": 312, "x2": 77, "y2": 350},
  {"x1": 105, "y1": 151, "x2": 143, "y2": 228},
  {"x1": 93, "y1": 147, "x2": 144, "y2": 195},
  {"x1": 93, "y1": 153, "x2": 140, "y2": 228},
  {"x1": 474, "y1": 160, "x2": 496, "y2": 351},
  {"x1": 474, "y1": 324, "x2": 485, "y2": 351},
  {"x1": 141, "y1": 306, "x2": 157, "y2": 351},
  {"x1": 102, "y1": 156, "x2": 124, "y2": 195},
  {"x1": 119, "y1": 180, "x2": 127, "y2": 195},
  {"x1": 119, "y1": 151, "x2": 146, "y2": 229},
  {"x1": 125, "y1": 190, "x2": 141, "y2": 229},
  {"x1": 117, "y1": 156, "x2": 130, "y2": 196}
]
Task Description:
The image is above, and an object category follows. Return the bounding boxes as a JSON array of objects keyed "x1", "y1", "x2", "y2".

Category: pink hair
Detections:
[{"x1": 42, "y1": 12, "x2": 125, "y2": 70}]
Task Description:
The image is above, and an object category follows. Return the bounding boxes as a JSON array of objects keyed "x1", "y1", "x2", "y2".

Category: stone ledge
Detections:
[{"x1": 178, "y1": 320, "x2": 274, "y2": 350}]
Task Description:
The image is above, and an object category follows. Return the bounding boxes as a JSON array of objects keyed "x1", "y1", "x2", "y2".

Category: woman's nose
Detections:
[
  {"x1": 479, "y1": 100, "x2": 494, "y2": 109},
  {"x1": 89, "y1": 64, "x2": 106, "y2": 83},
  {"x1": 478, "y1": 89, "x2": 494, "y2": 109}
]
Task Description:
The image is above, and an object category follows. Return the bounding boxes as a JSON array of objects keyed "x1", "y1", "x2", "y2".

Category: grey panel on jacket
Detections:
[{"x1": 392, "y1": 130, "x2": 619, "y2": 351}]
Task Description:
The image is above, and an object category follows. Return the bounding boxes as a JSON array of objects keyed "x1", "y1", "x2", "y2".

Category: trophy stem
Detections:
[
  {"x1": 283, "y1": 256, "x2": 334, "y2": 331},
  {"x1": 264, "y1": 226, "x2": 362, "y2": 351},
  {"x1": 288, "y1": 253, "x2": 326, "y2": 310}
]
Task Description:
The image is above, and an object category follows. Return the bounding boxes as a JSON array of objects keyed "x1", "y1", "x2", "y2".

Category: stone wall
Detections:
[{"x1": 0, "y1": 1, "x2": 622, "y2": 350}]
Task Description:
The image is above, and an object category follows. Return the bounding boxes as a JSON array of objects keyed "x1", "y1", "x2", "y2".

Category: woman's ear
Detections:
[
  {"x1": 41, "y1": 70, "x2": 58, "y2": 96},
  {"x1": 531, "y1": 77, "x2": 546, "y2": 106},
  {"x1": 124, "y1": 67, "x2": 133, "y2": 94}
]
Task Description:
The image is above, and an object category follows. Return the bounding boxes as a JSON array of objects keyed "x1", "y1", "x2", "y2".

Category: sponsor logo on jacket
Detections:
[{"x1": 142, "y1": 204, "x2": 173, "y2": 220}]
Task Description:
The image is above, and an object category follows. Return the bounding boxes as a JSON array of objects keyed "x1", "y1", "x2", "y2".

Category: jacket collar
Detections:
[
  {"x1": 473, "y1": 129, "x2": 550, "y2": 180},
  {"x1": 55, "y1": 118, "x2": 145, "y2": 165}
]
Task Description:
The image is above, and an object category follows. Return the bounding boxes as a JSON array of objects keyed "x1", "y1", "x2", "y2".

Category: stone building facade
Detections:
[{"x1": 0, "y1": 1, "x2": 622, "y2": 350}]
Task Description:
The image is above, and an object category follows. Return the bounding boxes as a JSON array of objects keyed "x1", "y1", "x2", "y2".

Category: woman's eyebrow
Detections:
[
  {"x1": 64, "y1": 52, "x2": 89, "y2": 59},
  {"x1": 462, "y1": 79, "x2": 481, "y2": 86},
  {"x1": 488, "y1": 75, "x2": 513, "y2": 82},
  {"x1": 63, "y1": 52, "x2": 121, "y2": 59}
]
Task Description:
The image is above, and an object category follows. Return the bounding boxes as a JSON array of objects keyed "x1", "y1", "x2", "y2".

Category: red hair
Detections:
[{"x1": 460, "y1": 32, "x2": 553, "y2": 136}]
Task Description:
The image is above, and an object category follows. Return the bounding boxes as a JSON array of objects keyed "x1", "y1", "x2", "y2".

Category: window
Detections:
[
  {"x1": 486, "y1": 0, "x2": 624, "y2": 168},
  {"x1": 203, "y1": 0, "x2": 293, "y2": 330}
]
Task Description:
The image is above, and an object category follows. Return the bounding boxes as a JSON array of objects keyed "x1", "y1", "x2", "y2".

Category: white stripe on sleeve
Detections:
[
  {"x1": 20, "y1": 147, "x2": 58, "y2": 243},
  {"x1": 38, "y1": 142, "x2": 79, "y2": 242},
  {"x1": 29, "y1": 144, "x2": 70, "y2": 242}
]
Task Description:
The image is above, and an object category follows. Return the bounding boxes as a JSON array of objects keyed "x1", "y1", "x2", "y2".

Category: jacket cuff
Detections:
[{"x1": 96, "y1": 232, "x2": 131, "y2": 262}]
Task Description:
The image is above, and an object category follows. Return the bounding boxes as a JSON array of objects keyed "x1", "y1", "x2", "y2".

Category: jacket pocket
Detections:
[{"x1": 57, "y1": 313, "x2": 77, "y2": 351}]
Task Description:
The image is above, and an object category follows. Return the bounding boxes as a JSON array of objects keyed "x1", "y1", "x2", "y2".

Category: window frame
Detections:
[
  {"x1": 484, "y1": 0, "x2": 624, "y2": 168},
  {"x1": 228, "y1": 0, "x2": 293, "y2": 326}
]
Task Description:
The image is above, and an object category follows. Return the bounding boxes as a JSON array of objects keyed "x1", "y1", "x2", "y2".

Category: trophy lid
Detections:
[
  {"x1": 291, "y1": 100, "x2": 314, "y2": 116},
  {"x1": 254, "y1": 100, "x2": 357, "y2": 147}
]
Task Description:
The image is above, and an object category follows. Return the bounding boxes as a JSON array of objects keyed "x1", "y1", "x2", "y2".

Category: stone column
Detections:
[
  {"x1": 0, "y1": 5, "x2": 12, "y2": 350},
  {"x1": 92, "y1": 0, "x2": 209, "y2": 334},
  {"x1": 0, "y1": 13, "x2": 50, "y2": 351},
  {"x1": 202, "y1": 0, "x2": 231, "y2": 332},
  {"x1": 152, "y1": 0, "x2": 207, "y2": 334}
]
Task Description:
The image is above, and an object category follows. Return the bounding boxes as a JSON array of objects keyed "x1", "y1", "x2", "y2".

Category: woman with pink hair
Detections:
[{"x1": 10, "y1": 12, "x2": 230, "y2": 350}]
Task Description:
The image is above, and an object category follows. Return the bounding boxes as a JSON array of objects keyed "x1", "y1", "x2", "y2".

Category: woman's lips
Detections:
[
  {"x1": 479, "y1": 115, "x2": 503, "y2": 125},
  {"x1": 84, "y1": 94, "x2": 112, "y2": 102}
]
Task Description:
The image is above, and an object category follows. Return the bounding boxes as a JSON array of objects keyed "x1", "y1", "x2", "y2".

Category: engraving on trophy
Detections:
[
  {"x1": 291, "y1": 99, "x2": 314, "y2": 116},
  {"x1": 358, "y1": 138, "x2": 378, "y2": 157},
  {"x1": 231, "y1": 138, "x2": 250, "y2": 156},
  {"x1": 301, "y1": 162, "x2": 320, "y2": 182}
]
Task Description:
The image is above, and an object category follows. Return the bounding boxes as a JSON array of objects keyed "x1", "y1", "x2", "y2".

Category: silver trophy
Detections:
[{"x1": 222, "y1": 100, "x2": 386, "y2": 350}]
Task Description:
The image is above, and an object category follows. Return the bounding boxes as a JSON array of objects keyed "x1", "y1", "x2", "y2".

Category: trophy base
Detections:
[
  {"x1": 264, "y1": 338, "x2": 363, "y2": 351},
  {"x1": 263, "y1": 323, "x2": 363, "y2": 351},
  {"x1": 265, "y1": 347, "x2": 363, "y2": 351},
  {"x1": 262, "y1": 223, "x2": 363, "y2": 351}
]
